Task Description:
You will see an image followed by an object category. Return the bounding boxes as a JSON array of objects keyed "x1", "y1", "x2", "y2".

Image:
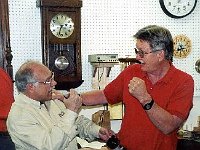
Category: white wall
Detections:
[{"x1": 8, "y1": 0, "x2": 200, "y2": 132}]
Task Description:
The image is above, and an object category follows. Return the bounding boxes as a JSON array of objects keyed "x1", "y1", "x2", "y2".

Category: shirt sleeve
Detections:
[
  {"x1": 167, "y1": 75, "x2": 194, "y2": 120},
  {"x1": 104, "y1": 71, "x2": 125, "y2": 105},
  {"x1": 0, "y1": 69, "x2": 14, "y2": 119},
  {"x1": 75, "y1": 115, "x2": 101, "y2": 142}
]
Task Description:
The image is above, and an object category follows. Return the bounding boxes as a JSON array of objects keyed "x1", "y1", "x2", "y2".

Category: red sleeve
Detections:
[
  {"x1": 0, "y1": 68, "x2": 14, "y2": 119},
  {"x1": 104, "y1": 71, "x2": 124, "y2": 105},
  {"x1": 104, "y1": 64, "x2": 141, "y2": 105},
  {"x1": 167, "y1": 75, "x2": 194, "y2": 120}
]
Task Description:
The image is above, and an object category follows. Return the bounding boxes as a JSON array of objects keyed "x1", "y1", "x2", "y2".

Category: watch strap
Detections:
[{"x1": 143, "y1": 99, "x2": 154, "y2": 110}]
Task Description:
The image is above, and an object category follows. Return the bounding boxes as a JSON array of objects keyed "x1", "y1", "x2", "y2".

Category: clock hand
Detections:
[
  {"x1": 177, "y1": 47, "x2": 185, "y2": 51},
  {"x1": 177, "y1": 44, "x2": 186, "y2": 51},
  {"x1": 58, "y1": 25, "x2": 64, "y2": 36}
]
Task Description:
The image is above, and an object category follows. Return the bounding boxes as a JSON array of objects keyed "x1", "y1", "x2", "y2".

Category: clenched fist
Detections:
[{"x1": 62, "y1": 89, "x2": 82, "y2": 113}]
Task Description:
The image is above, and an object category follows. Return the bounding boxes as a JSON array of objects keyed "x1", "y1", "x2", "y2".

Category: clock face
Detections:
[
  {"x1": 173, "y1": 34, "x2": 192, "y2": 59},
  {"x1": 50, "y1": 13, "x2": 74, "y2": 39},
  {"x1": 159, "y1": 0, "x2": 197, "y2": 18}
]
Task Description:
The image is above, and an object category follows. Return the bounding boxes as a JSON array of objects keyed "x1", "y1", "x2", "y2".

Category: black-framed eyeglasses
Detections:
[
  {"x1": 134, "y1": 48, "x2": 161, "y2": 58},
  {"x1": 35, "y1": 72, "x2": 54, "y2": 85}
]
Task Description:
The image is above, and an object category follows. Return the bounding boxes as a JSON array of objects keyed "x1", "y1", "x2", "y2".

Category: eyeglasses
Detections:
[
  {"x1": 134, "y1": 48, "x2": 161, "y2": 58},
  {"x1": 35, "y1": 72, "x2": 54, "y2": 85}
]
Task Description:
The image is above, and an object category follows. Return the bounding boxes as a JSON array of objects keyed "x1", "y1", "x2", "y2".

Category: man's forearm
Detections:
[
  {"x1": 146, "y1": 102, "x2": 184, "y2": 134},
  {"x1": 81, "y1": 90, "x2": 108, "y2": 106}
]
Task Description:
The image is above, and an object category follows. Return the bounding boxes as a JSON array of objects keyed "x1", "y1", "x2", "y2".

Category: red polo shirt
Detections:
[
  {"x1": 0, "y1": 68, "x2": 14, "y2": 132},
  {"x1": 104, "y1": 64, "x2": 194, "y2": 150}
]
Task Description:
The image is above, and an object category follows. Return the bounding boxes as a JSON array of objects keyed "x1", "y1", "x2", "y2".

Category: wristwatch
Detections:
[{"x1": 143, "y1": 99, "x2": 154, "y2": 110}]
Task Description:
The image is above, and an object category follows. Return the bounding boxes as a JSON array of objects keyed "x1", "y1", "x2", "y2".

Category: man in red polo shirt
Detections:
[
  {"x1": 81, "y1": 25, "x2": 194, "y2": 150},
  {"x1": 0, "y1": 68, "x2": 15, "y2": 149}
]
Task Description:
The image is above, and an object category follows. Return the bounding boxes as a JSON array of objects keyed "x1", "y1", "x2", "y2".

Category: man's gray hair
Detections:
[
  {"x1": 15, "y1": 60, "x2": 41, "y2": 92},
  {"x1": 134, "y1": 25, "x2": 174, "y2": 61}
]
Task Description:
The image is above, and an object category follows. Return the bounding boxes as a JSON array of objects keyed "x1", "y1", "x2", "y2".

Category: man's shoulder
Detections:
[{"x1": 172, "y1": 65, "x2": 193, "y2": 80}]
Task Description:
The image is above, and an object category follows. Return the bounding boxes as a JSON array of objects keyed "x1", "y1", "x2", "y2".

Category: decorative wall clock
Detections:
[
  {"x1": 173, "y1": 34, "x2": 192, "y2": 59},
  {"x1": 37, "y1": 0, "x2": 83, "y2": 90},
  {"x1": 195, "y1": 59, "x2": 200, "y2": 73}
]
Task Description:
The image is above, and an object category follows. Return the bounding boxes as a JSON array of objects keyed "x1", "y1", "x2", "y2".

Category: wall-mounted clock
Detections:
[
  {"x1": 195, "y1": 59, "x2": 200, "y2": 73},
  {"x1": 37, "y1": 0, "x2": 83, "y2": 90},
  {"x1": 173, "y1": 34, "x2": 192, "y2": 59},
  {"x1": 159, "y1": 0, "x2": 197, "y2": 18}
]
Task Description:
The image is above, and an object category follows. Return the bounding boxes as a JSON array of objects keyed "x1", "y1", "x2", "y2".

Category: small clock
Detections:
[
  {"x1": 50, "y1": 13, "x2": 74, "y2": 39},
  {"x1": 195, "y1": 59, "x2": 200, "y2": 73},
  {"x1": 173, "y1": 34, "x2": 192, "y2": 59},
  {"x1": 159, "y1": 0, "x2": 197, "y2": 18}
]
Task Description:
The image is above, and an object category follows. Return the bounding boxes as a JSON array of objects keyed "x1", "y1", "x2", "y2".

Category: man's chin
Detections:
[
  {"x1": 141, "y1": 65, "x2": 146, "y2": 72},
  {"x1": 47, "y1": 93, "x2": 53, "y2": 100}
]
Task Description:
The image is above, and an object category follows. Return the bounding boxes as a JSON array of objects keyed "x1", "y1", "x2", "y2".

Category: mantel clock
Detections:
[{"x1": 37, "y1": 0, "x2": 83, "y2": 90}]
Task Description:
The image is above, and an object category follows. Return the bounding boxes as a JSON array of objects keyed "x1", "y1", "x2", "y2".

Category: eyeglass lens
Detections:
[{"x1": 135, "y1": 48, "x2": 145, "y2": 58}]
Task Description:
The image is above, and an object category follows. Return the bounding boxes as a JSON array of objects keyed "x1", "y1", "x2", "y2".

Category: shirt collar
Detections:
[
  {"x1": 141, "y1": 64, "x2": 175, "y2": 84},
  {"x1": 16, "y1": 93, "x2": 44, "y2": 109}
]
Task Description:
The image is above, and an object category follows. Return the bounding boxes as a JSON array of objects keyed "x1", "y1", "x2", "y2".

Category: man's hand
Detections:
[
  {"x1": 128, "y1": 77, "x2": 152, "y2": 105},
  {"x1": 62, "y1": 89, "x2": 82, "y2": 113},
  {"x1": 52, "y1": 89, "x2": 66, "y2": 101},
  {"x1": 98, "y1": 127, "x2": 115, "y2": 142}
]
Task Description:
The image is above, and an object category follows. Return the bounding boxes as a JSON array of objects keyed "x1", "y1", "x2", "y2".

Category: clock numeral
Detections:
[
  {"x1": 57, "y1": 33, "x2": 63, "y2": 37},
  {"x1": 167, "y1": 2, "x2": 171, "y2": 6},
  {"x1": 183, "y1": 6, "x2": 186, "y2": 11}
]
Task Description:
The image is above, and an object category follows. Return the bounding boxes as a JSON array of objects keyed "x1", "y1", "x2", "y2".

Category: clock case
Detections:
[{"x1": 37, "y1": 0, "x2": 83, "y2": 90}]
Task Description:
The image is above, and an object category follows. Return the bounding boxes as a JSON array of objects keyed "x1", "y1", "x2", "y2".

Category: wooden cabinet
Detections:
[{"x1": 0, "y1": 0, "x2": 13, "y2": 78}]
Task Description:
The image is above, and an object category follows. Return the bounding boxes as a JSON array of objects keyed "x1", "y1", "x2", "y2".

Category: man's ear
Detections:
[
  {"x1": 26, "y1": 83, "x2": 35, "y2": 93},
  {"x1": 157, "y1": 50, "x2": 165, "y2": 61}
]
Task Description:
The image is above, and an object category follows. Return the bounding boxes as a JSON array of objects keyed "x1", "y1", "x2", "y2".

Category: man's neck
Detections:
[{"x1": 147, "y1": 61, "x2": 171, "y2": 84}]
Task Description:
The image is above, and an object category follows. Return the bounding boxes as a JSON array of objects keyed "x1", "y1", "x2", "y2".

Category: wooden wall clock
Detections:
[
  {"x1": 173, "y1": 34, "x2": 192, "y2": 59},
  {"x1": 37, "y1": 0, "x2": 83, "y2": 90}
]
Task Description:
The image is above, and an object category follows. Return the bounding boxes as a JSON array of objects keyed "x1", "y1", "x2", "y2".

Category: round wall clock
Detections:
[
  {"x1": 159, "y1": 0, "x2": 197, "y2": 18},
  {"x1": 173, "y1": 34, "x2": 192, "y2": 59},
  {"x1": 50, "y1": 13, "x2": 74, "y2": 39}
]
